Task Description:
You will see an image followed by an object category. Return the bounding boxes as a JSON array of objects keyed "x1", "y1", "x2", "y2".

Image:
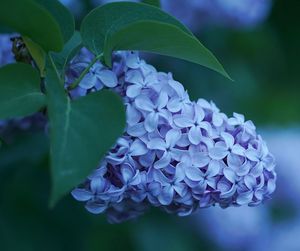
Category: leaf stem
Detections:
[{"x1": 68, "y1": 54, "x2": 103, "y2": 90}]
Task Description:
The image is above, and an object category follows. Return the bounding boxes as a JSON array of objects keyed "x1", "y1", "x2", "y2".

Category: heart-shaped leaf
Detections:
[
  {"x1": 81, "y1": 1, "x2": 192, "y2": 56},
  {"x1": 0, "y1": 63, "x2": 46, "y2": 120},
  {"x1": 104, "y1": 21, "x2": 230, "y2": 79},
  {"x1": 46, "y1": 59, "x2": 126, "y2": 206},
  {"x1": 81, "y1": 2, "x2": 230, "y2": 79},
  {"x1": 0, "y1": 0, "x2": 64, "y2": 52}
]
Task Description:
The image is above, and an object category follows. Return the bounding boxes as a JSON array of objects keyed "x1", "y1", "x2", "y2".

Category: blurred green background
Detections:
[{"x1": 0, "y1": 0, "x2": 299, "y2": 250}]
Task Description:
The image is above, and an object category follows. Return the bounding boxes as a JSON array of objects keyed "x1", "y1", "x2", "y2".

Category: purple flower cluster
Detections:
[
  {"x1": 0, "y1": 34, "x2": 14, "y2": 67},
  {"x1": 68, "y1": 49, "x2": 276, "y2": 223}
]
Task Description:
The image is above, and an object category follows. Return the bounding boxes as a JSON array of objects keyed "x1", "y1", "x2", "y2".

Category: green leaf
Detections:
[
  {"x1": 0, "y1": 0, "x2": 64, "y2": 52},
  {"x1": 35, "y1": 0, "x2": 75, "y2": 42},
  {"x1": 23, "y1": 36, "x2": 46, "y2": 77},
  {"x1": 50, "y1": 31, "x2": 82, "y2": 79},
  {"x1": 81, "y1": 2, "x2": 230, "y2": 79},
  {"x1": 142, "y1": 0, "x2": 161, "y2": 8},
  {"x1": 46, "y1": 57, "x2": 126, "y2": 206},
  {"x1": 0, "y1": 63, "x2": 46, "y2": 120},
  {"x1": 81, "y1": 2, "x2": 192, "y2": 55},
  {"x1": 104, "y1": 21, "x2": 230, "y2": 79}
]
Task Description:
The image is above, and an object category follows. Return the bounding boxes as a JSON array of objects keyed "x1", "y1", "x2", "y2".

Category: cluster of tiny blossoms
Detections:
[{"x1": 67, "y1": 49, "x2": 276, "y2": 223}]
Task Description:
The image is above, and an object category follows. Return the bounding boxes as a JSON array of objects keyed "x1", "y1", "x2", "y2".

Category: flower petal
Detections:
[
  {"x1": 98, "y1": 69, "x2": 118, "y2": 87},
  {"x1": 71, "y1": 189, "x2": 93, "y2": 201},
  {"x1": 188, "y1": 126, "x2": 202, "y2": 145},
  {"x1": 79, "y1": 73, "x2": 97, "y2": 89},
  {"x1": 135, "y1": 95, "x2": 154, "y2": 112},
  {"x1": 126, "y1": 84, "x2": 142, "y2": 98},
  {"x1": 127, "y1": 123, "x2": 146, "y2": 137},
  {"x1": 185, "y1": 166, "x2": 204, "y2": 181},
  {"x1": 147, "y1": 138, "x2": 167, "y2": 151},
  {"x1": 144, "y1": 112, "x2": 159, "y2": 132},
  {"x1": 173, "y1": 115, "x2": 194, "y2": 128},
  {"x1": 167, "y1": 97, "x2": 182, "y2": 113},
  {"x1": 158, "y1": 185, "x2": 174, "y2": 205},
  {"x1": 154, "y1": 152, "x2": 171, "y2": 169},
  {"x1": 209, "y1": 146, "x2": 228, "y2": 160},
  {"x1": 130, "y1": 139, "x2": 148, "y2": 156},
  {"x1": 166, "y1": 129, "x2": 182, "y2": 148}
]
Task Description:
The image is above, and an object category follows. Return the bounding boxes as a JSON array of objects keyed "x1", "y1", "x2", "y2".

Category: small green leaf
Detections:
[
  {"x1": 81, "y1": 2, "x2": 192, "y2": 55},
  {"x1": 0, "y1": 63, "x2": 46, "y2": 120},
  {"x1": 104, "y1": 21, "x2": 230, "y2": 79},
  {"x1": 0, "y1": 0, "x2": 64, "y2": 52},
  {"x1": 50, "y1": 31, "x2": 82, "y2": 79},
  {"x1": 23, "y1": 36, "x2": 46, "y2": 77},
  {"x1": 35, "y1": 0, "x2": 75, "y2": 42},
  {"x1": 142, "y1": 0, "x2": 161, "y2": 7},
  {"x1": 46, "y1": 58, "x2": 126, "y2": 206}
]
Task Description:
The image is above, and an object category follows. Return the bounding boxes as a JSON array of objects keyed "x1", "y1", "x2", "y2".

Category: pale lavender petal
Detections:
[
  {"x1": 185, "y1": 166, "x2": 204, "y2": 181},
  {"x1": 130, "y1": 139, "x2": 148, "y2": 156},
  {"x1": 154, "y1": 152, "x2": 171, "y2": 169},
  {"x1": 125, "y1": 69, "x2": 143, "y2": 85},
  {"x1": 165, "y1": 129, "x2": 182, "y2": 148},
  {"x1": 209, "y1": 146, "x2": 228, "y2": 160},
  {"x1": 147, "y1": 138, "x2": 167, "y2": 151},
  {"x1": 71, "y1": 189, "x2": 93, "y2": 201},
  {"x1": 144, "y1": 112, "x2": 159, "y2": 132},
  {"x1": 85, "y1": 201, "x2": 107, "y2": 214},
  {"x1": 126, "y1": 104, "x2": 141, "y2": 125},
  {"x1": 79, "y1": 73, "x2": 97, "y2": 89},
  {"x1": 158, "y1": 185, "x2": 174, "y2": 205},
  {"x1": 173, "y1": 115, "x2": 194, "y2": 128},
  {"x1": 127, "y1": 123, "x2": 146, "y2": 137},
  {"x1": 156, "y1": 91, "x2": 168, "y2": 109},
  {"x1": 236, "y1": 191, "x2": 253, "y2": 205},
  {"x1": 126, "y1": 84, "x2": 142, "y2": 98},
  {"x1": 167, "y1": 97, "x2": 182, "y2": 112},
  {"x1": 135, "y1": 95, "x2": 154, "y2": 112},
  {"x1": 98, "y1": 69, "x2": 118, "y2": 87},
  {"x1": 188, "y1": 126, "x2": 202, "y2": 145}
]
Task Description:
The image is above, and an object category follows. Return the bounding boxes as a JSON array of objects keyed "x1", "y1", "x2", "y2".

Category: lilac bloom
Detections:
[
  {"x1": 125, "y1": 51, "x2": 156, "y2": 75},
  {"x1": 166, "y1": 77, "x2": 191, "y2": 113},
  {"x1": 106, "y1": 138, "x2": 147, "y2": 165},
  {"x1": 125, "y1": 69, "x2": 159, "y2": 98},
  {"x1": 135, "y1": 92, "x2": 170, "y2": 132},
  {"x1": 119, "y1": 163, "x2": 141, "y2": 186},
  {"x1": 173, "y1": 102, "x2": 209, "y2": 145},
  {"x1": 79, "y1": 62, "x2": 118, "y2": 90},
  {"x1": 147, "y1": 129, "x2": 183, "y2": 169},
  {"x1": 69, "y1": 49, "x2": 276, "y2": 223}
]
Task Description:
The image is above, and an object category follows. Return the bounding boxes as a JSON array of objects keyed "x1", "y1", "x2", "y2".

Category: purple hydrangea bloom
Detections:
[
  {"x1": 68, "y1": 49, "x2": 276, "y2": 223},
  {"x1": 0, "y1": 34, "x2": 14, "y2": 67}
]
